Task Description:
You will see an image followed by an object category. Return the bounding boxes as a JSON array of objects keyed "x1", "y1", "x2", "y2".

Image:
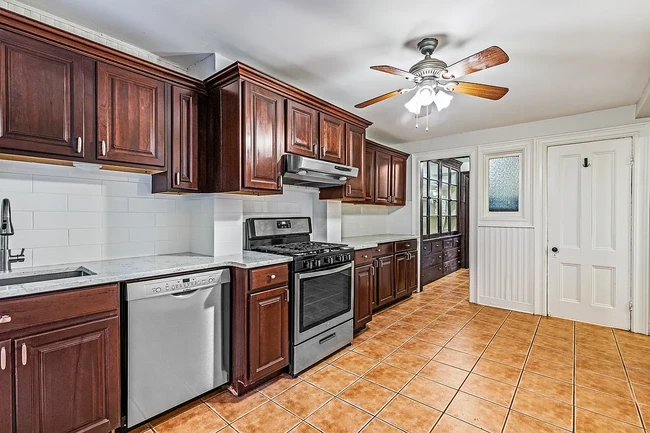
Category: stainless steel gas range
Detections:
[{"x1": 245, "y1": 217, "x2": 354, "y2": 375}]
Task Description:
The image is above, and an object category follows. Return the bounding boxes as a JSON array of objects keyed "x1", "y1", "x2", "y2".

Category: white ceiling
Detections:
[{"x1": 20, "y1": 0, "x2": 650, "y2": 145}]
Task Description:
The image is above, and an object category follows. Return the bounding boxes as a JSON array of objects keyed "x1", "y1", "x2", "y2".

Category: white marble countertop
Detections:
[
  {"x1": 342, "y1": 234, "x2": 418, "y2": 250},
  {"x1": 0, "y1": 251, "x2": 292, "y2": 300}
]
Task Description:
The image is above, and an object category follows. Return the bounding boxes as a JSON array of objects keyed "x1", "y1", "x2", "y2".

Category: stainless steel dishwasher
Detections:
[{"x1": 125, "y1": 269, "x2": 230, "y2": 428}]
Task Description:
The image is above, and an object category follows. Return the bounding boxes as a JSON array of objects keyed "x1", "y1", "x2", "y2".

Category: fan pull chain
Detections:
[
  {"x1": 426, "y1": 105, "x2": 430, "y2": 132},
  {"x1": 415, "y1": 113, "x2": 418, "y2": 129}
]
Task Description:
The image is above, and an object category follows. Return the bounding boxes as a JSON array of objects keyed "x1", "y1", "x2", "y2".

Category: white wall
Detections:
[{"x1": 0, "y1": 160, "x2": 193, "y2": 268}]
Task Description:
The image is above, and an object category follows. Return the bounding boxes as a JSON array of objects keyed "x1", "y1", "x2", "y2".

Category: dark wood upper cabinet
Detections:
[
  {"x1": 365, "y1": 147, "x2": 376, "y2": 203},
  {"x1": 344, "y1": 124, "x2": 366, "y2": 199},
  {"x1": 286, "y1": 99, "x2": 318, "y2": 158},
  {"x1": 96, "y1": 62, "x2": 166, "y2": 167},
  {"x1": 376, "y1": 255, "x2": 395, "y2": 306},
  {"x1": 248, "y1": 285, "x2": 289, "y2": 383},
  {"x1": 243, "y1": 82, "x2": 284, "y2": 191},
  {"x1": 0, "y1": 339, "x2": 12, "y2": 433},
  {"x1": 374, "y1": 150, "x2": 392, "y2": 205},
  {"x1": 391, "y1": 154, "x2": 407, "y2": 206},
  {"x1": 354, "y1": 264, "x2": 374, "y2": 331},
  {"x1": 0, "y1": 29, "x2": 94, "y2": 160},
  {"x1": 14, "y1": 316, "x2": 120, "y2": 433},
  {"x1": 319, "y1": 113, "x2": 345, "y2": 164}
]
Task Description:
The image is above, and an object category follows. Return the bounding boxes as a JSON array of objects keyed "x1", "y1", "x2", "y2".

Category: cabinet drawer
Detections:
[
  {"x1": 442, "y1": 239, "x2": 454, "y2": 250},
  {"x1": 394, "y1": 239, "x2": 417, "y2": 253},
  {"x1": 443, "y1": 248, "x2": 461, "y2": 261},
  {"x1": 453, "y1": 236, "x2": 461, "y2": 248},
  {"x1": 355, "y1": 249, "x2": 375, "y2": 266},
  {"x1": 0, "y1": 284, "x2": 118, "y2": 336},
  {"x1": 421, "y1": 265, "x2": 444, "y2": 285},
  {"x1": 421, "y1": 240, "x2": 434, "y2": 256},
  {"x1": 370, "y1": 243, "x2": 394, "y2": 257},
  {"x1": 429, "y1": 240, "x2": 444, "y2": 253},
  {"x1": 421, "y1": 252, "x2": 443, "y2": 269},
  {"x1": 443, "y1": 258, "x2": 461, "y2": 275},
  {"x1": 250, "y1": 264, "x2": 289, "y2": 291}
]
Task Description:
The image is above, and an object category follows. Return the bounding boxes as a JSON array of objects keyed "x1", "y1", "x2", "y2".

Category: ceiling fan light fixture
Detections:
[{"x1": 432, "y1": 89, "x2": 454, "y2": 111}]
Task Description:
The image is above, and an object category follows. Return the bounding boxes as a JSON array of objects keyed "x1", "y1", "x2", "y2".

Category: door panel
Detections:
[
  {"x1": 407, "y1": 251, "x2": 418, "y2": 292},
  {"x1": 248, "y1": 286, "x2": 289, "y2": 382},
  {"x1": 394, "y1": 253, "x2": 409, "y2": 298},
  {"x1": 286, "y1": 99, "x2": 318, "y2": 157},
  {"x1": 14, "y1": 317, "x2": 120, "y2": 433},
  {"x1": 391, "y1": 154, "x2": 407, "y2": 205},
  {"x1": 376, "y1": 256, "x2": 395, "y2": 306},
  {"x1": 0, "y1": 29, "x2": 94, "y2": 159},
  {"x1": 97, "y1": 62, "x2": 165, "y2": 167},
  {"x1": 319, "y1": 113, "x2": 345, "y2": 164},
  {"x1": 374, "y1": 151, "x2": 391, "y2": 204},
  {"x1": 547, "y1": 138, "x2": 631, "y2": 329},
  {"x1": 0, "y1": 339, "x2": 12, "y2": 433},
  {"x1": 365, "y1": 147, "x2": 375, "y2": 203},
  {"x1": 243, "y1": 82, "x2": 284, "y2": 191},
  {"x1": 171, "y1": 86, "x2": 199, "y2": 190},
  {"x1": 354, "y1": 264, "x2": 374, "y2": 330},
  {"x1": 344, "y1": 124, "x2": 366, "y2": 199}
]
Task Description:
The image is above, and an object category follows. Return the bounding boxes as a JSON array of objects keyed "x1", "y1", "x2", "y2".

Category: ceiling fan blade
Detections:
[
  {"x1": 355, "y1": 87, "x2": 415, "y2": 109},
  {"x1": 447, "y1": 82, "x2": 509, "y2": 100},
  {"x1": 370, "y1": 65, "x2": 417, "y2": 81},
  {"x1": 443, "y1": 46, "x2": 509, "y2": 79}
]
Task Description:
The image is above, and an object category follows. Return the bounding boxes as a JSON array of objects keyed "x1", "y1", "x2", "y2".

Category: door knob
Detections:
[{"x1": 551, "y1": 247, "x2": 559, "y2": 253}]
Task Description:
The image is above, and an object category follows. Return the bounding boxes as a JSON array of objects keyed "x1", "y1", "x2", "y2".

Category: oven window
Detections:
[{"x1": 299, "y1": 267, "x2": 352, "y2": 333}]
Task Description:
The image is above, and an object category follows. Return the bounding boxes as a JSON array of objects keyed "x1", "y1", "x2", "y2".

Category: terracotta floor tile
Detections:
[
  {"x1": 387, "y1": 321, "x2": 422, "y2": 337},
  {"x1": 400, "y1": 338, "x2": 442, "y2": 358},
  {"x1": 575, "y1": 369, "x2": 632, "y2": 399},
  {"x1": 482, "y1": 346, "x2": 527, "y2": 369},
  {"x1": 419, "y1": 360, "x2": 469, "y2": 389},
  {"x1": 446, "y1": 336, "x2": 488, "y2": 356},
  {"x1": 307, "y1": 398, "x2": 373, "y2": 433},
  {"x1": 274, "y1": 381, "x2": 333, "y2": 418},
  {"x1": 363, "y1": 362, "x2": 414, "y2": 392},
  {"x1": 298, "y1": 361, "x2": 328, "y2": 379},
  {"x1": 504, "y1": 411, "x2": 569, "y2": 433},
  {"x1": 496, "y1": 326, "x2": 535, "y2": 343},
  {"x1": 575, "y1": 356, "x2": 627, "y2": 380},
  {"x1": 383, "y1": 348, "x2": 429, "y2": 373},
  {"x1": 576, "y1": 343, "x2": 622, "y2": 364},
  {"x1": 528, "y1": 344, "x2": 574, "y2": 366},
  {"x1": 488, "y1": 336, "x2": 531, "y2": 356},
  {"x1": 512, "y1": 389, "x2": 573, "y2": 431},
  {"x1": 638, "y1": 403, "x2": 650, "y2": 429},
  {"x1": 472, "y1": 358, "x2": 521, "y2": 386},
  {"x1": 400, "y1": 376, "x2": 456, "y2": 411},
  {"x1": 524, "y1": 357, "x2": 573, "y2": 383},
  {"x1": 257, "y1": 374, "x2": 301, "y2": 398},
  {"x1": 378, "y1": 395, "x2": 441, "y2": 433},
  {"x1": 433, "y1": 348, "x2": 478, "y2": 371},
  {"x1": 399, "y1": 314, "x2": 434, "y2": 328},
  {"x1": 231, "y1": 402, "x2": 300, "y2": 433},
  {"x1": 360, "y1": 418, "x2": 403, "y2": 433},
  {"x1": 205, "y1": 391, "x2": 269, "y2": 423},
  {"x1": 306, "y1": 365, "x2": 358, "y2": 395},
  {"x1": 353, "y1": 340, "x2": 397, "y2": 360},
  {"x1": 518, "y1": 371, "x2": 573, "y2": 404},
  {"x1": 290, "y1": 422, "x2": 321, "y2": 433},
  {"x1": 634, "y1": 382, "x2": 650, "y2": 405},
  {"x1": 339, "y1": 379, "x2": 396, "y2": 415},
  {"x1": 371, "y1": 330, "x2": 411, "y2": 347},
  {"x1": 415, "y1": 328, "x2": 455, "y2": 345},
  {"x1": 534, "y1": 333, "x2": 574, "y2": 353},
  {"x1": 575, "y1": 386, "x2": 641, "y2": 426},
  {"x1": 575, "y1": 408, "x2": 644, "y2": 433},
  {"x1": 446, "y1": 392, "x2": 508, "y2": 433},
  {"x1": 460, "y1": 373, "x2": 516, "y2": 407},
  {"x1": 627, "y1": 367, "x2": 650, "y2": 388},
  {"x1": 455, "y1": 328, "x2": 494, "y2": 344},
  {"x1": 432, "y1": 414, "x2": 485, "y2": 432},
  {"x1": 153, "y1": 403, "x2": 227, "y2": 433},
  {"x1": 332, "y1": 351, "x2": 379, "y2": 376}
]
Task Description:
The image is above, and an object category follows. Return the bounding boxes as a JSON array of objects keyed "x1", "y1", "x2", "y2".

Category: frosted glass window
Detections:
[{"x1": 488, "y1": 156, "x2": 520, "y2": 212}]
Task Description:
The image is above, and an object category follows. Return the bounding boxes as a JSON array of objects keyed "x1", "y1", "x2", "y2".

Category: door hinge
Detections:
[
  {"x1": 629, "y1": 301, "x2": 633, "y2": 312},
  {"x1": 630, "y1": 155, "x2": 634, "y2": 166}
]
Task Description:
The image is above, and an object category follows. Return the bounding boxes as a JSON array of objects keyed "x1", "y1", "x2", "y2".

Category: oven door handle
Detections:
[{"x1": 296, "y1": 262, "x2": 352, "y2": 279}]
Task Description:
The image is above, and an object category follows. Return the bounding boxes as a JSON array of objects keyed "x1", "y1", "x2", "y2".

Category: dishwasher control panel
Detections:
[{"x1": 126, "y1": 269, "x2": 230, "y2": 301}]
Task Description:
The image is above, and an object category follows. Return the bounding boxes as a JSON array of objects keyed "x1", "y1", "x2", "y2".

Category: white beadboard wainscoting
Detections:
[{"x1": 477, "y1": 226, "x2": 535, "y2": 312}]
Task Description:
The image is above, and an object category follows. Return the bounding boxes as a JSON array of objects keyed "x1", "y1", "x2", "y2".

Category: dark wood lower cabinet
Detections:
[
  {"x1": 376, "y1": 255, "x2": 395, "y2": 307},
  {"x1": 248, "y1": 286, "x2": 289, "y2": 383},
  {"x1": 407, "y1": 251, "x2": 418, "y2": 292},
  {"x1": 353, "y1": 264, "x2": 374, "y2": 331},
  {"x1": 14, "y1": 317, "x2": 120, "y2": 433},
  {"x1": 394, "y1": 253, "x2": 409, "y2": 299},
  {"x1": 0, "y1": 339, "x2": 12, "y2": 433},
  {"x1": 421, "y1": 234, "x2": 462, "y2": 286}
]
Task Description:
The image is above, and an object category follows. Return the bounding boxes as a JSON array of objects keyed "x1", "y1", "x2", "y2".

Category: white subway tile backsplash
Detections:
[
  {"x1": 104, "y1": 212, "x2": 155, "y2": 228},
  {"x1": 68, "y1": 194, "x2": 104, "y2": 212},
  {"x1": 0, "y1": 172, "x2": 32, "y2": 192},
  {"x1": 102, "y1": 180, "x2": 150, "y2": 197},
  {"x1": 68, "y1": 228, "x2": 130, "y2": 246},
  {"x1": 1, "y1": 192, "x2": 67, "y2": 211},
  {"x1": 33, "y1": 175, "x2": 102, "y2": 195},
  {"x1": 101, "y1": 242, "x2": 155, "y2": 260},
  {"x1": 34, "y1": 212, "x2": 102, "y2": 229},
  {"x1": 128, "y1": 197, "x2": 175, "y2": 213},
  {"x1": 12, "y1": 229, "x2": 68, "y2": 248},
  {"x1": 33, "y1": 245, "x2": 102, "y2": 266},
  {"x1": 11, "y1": 211, "x2": 33, "y2": 230}
]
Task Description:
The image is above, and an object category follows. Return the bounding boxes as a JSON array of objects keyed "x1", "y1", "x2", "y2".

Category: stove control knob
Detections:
[
  {"x1": 323, "y1": 256, "x2": 333, "y2": 264},
  {"x1": 305, "y1": 261, "x2": 313, "y2": 270}
]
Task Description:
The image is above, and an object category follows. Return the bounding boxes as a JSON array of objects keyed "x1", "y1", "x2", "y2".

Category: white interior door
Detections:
[{"x1": 547, "y1": 138, "x2": 632, "y2": 329}]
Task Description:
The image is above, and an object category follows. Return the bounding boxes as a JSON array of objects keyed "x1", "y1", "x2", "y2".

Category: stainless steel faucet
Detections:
[{"x1": 1, "y1": 198, "x2": 25, "y2": 273}]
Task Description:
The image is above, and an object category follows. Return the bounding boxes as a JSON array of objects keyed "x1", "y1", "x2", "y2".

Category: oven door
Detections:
[{"x1": 293, "y1": 262, "x2": 354, "y2": 344}]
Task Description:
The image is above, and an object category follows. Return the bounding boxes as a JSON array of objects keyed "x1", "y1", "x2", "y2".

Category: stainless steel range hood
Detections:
[{"x1": 282, "y1": 154, "x2": 358, "y2": 189}]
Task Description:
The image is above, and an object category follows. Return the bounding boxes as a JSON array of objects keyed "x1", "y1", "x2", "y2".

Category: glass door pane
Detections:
[
  {"x1": 450, "y1": 185, "x2": 457, "y2": 200},
  {"x1": 441, "y1": 216, "x2": 449, "y2": 233},
  {"x1": 451, "y1": 217, "x2": 458, "y2": 232},
  {"x1": 450, "y1": 170, "x2": 458, "y2": 185},
  {"x1": 429, "y1": 216, "x2": 439, "y2": 234},
  {"x1": 441, "y1": 183, "x2": 449, "y2": 199},
  {"x1": 429, "y1": 181, "x2": 438, "y2": 198},
  {"x1": 430, "y1": 199, "x2": 439, "y2": 215},
  {"x1": 428, "y1": 161, "x2": 438, "y2": 181},
  {"x1": 441, "y1": 166, "x2": 449, "y2": 183},
  {"x1": 450, "y1": 201, "x2": 457, "y2": 216}
]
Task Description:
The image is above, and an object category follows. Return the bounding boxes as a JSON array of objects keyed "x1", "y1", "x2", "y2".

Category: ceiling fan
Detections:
[{"x1": 355, "y1": 38, "x2": 510, "y2": 130}]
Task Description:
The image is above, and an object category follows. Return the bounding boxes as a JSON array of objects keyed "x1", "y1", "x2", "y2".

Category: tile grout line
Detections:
[{"x1": 612, "y1": 328, "x2": 647, "y2": 430}]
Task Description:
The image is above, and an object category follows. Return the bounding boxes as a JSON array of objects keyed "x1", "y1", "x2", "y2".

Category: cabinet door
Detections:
[
  {"x1": 344, "y1": 124, "x2": 366, "y2": 200},
  {"x1": 394, "y1": 252, "x2": 409, "y2": 298},
  {"x1": 14, "y1": 317, "x2": 120, "y2": 433},
  {"x1": 319, "y1": 113, "x2": 345, "y2": 164},
  {"x1": 286, "y1": 99, "x2": 318, "y2": 158},
  {"x1": 171, "y1": 86, "x2": 199, "y2": 190},
  {"x1": 354, "y1": 264, "x2": 374, "y2": 330},
  {"x1": 408, "y1": 251, "x2": 418, "y2": 292},
  {"x1": 0, "y1": 29, "x2": 94, "y2": 159},
  {"x1": 376, "y1": 256, "x2": 395, "y2": 306},
  {"x1": 374, "y1": 151, "x2": 392, "y2": 205},
  {"x1": 365, "y1": 147, "x2": 375, "y2": 203},
  {"x1": 0, "y1": 339, "x2": 12, "y2": 433},
  {"x1": 391, "y1": 154, "x2": 407, "y2": 206},
  {"x1": 243, "y1": 82, "x2": 284, "y2": 191},
  {"x1": 248, "y1": 286, "x2": 289, "y2": 382},
  {"x1": 96, "y1": 62, "x2": 165, "y2": 167}
]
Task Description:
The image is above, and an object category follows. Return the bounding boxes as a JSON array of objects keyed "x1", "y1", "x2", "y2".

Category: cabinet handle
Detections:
[
  {"x1": 175, "y1": 172, "x2": 181, "y2": 186},
  {"x1": 322, "y1": 146, "x2": 328, "y2": 154},
  {"x1": 101, "y1": 140, "x2": 107, "y2": 156},
  {"x1": 21, "y1": 343, "x2": 27, "y2": 366},
  {"x1": 362, "y1": 255, "x2": 368, "y2": 259},
  {"x1": 0, "y1": 346, "x2": 5, "y2": 371},
  {"x1": 406, "y1": 244, "x2": 411, "y2": 248},
  {"x1": 76, "y1": 136, "x2": 83, "y2": 153},
  {"x1": 285, "y1": 288, "x2": 289, "y2": 302},
  {"x1": 376, "y1": 248, "x2": 381, "y2": 252},
  {"x1": 0, "y1": 315, "x2": 11, "y2": 324},
  {"x1": 423, "y1": 246, "x2": 428, "y2": 251},
  {"x1": 269, "y1": 274, "x2": 276, "y2": 280},
  {"x1": 277, "y1": 175, "x2": 283, "y2": 189},
  {"x1": 370, "y1": 265, "x2": 375, "y2": 276},
  {"x1": 346, "y1": 184, "x2": 352, "y2": 195}
]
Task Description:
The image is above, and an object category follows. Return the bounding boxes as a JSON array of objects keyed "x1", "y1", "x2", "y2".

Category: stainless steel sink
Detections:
[{"x1": 0, "y1": 267, "x2": 96, "y2": 286}]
